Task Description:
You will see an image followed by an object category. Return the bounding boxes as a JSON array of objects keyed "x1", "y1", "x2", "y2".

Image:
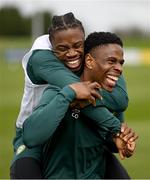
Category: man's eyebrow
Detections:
[{"x1": 55, "y1": 44, "x2": 68, "y2": 48}]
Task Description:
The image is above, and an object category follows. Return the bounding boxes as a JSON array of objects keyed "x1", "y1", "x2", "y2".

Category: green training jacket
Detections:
[{"x1": 23, "y1": 85, "x2": 121, "y2": 179}]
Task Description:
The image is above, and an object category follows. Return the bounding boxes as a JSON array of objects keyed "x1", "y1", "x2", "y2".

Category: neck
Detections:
[{"x1": 80, "y1": 69, "x2": 92, "y2": 82}]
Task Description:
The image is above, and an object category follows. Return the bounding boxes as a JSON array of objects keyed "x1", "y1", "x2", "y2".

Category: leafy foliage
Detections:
[{"x1": 0, "y1": 7, "x2": 52, "y2": 36}]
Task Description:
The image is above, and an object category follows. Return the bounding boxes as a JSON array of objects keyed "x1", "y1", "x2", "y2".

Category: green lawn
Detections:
[
  {"x1": 124, "y1": 66, "x2": 150, "y2": 122},
  {"x1": 0, "y1": 37, "x2": 150, "y2": 179},
  {"x1": 0, "y1": 61, "x2": 24, "y2": 179},
  {"x1": 121, "y1": 65, "x2": 150, "y2": 178}
]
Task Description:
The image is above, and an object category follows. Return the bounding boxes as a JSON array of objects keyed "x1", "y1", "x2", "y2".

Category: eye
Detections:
[
  {"x1": 57, "y1": 46, "x2": 68, "y2": 52},
  {"x1": 108, "y1": 59, "x2": 115, "y2": 64},
  {"x1": 74, "y1": 42, "x2": 83, "y2": 49}
]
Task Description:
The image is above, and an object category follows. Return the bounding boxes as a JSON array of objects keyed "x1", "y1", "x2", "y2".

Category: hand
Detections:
[
  {"x1": 69, "y1": 81, "x2": 102, "y2": 106},
  {"x1": 121, "y1": 141, "x2": 136, "y2": 158},
  {"x1": 113, "y1": 136, "x2": 126, "y2": 159},
  {"x1": 114, "y1": 135, "x2": 137, "y2": 160},
  {"x1": 120, "y1": 123, "x2": 139, "y2": 143}
]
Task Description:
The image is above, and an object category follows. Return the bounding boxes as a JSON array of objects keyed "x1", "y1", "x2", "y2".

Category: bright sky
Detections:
[{"x1": 0, "y1": 0, "x2": 150, "y2": 34}]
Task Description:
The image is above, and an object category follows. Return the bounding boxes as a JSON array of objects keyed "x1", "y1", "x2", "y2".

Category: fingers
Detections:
[
  {"x1": 120, "y1": 122, "x2": 131, "y2": 136},
  {"x1": 88, "y1": 96, "x2": 96, "y2": 106},
  {"x1": 128, "y1": 134, "x2": 139, "y2": 142},
  {"x1": 89, "y1": 81, "x2": 101, "y2": 89},
  {"x1": 118, "y1": 149, "x2": 125, "y2": 160},
  {"x1": 122, "y1": 131, "x2": 135, "y2": 142},
  {"x1": 118, "y1": 143, "x2": 135, "y2": 159},
  {"x1": 120, "y1": 122, "x2": 128, "y2": 133},
  {"x1": 91, "y1": 89, "x2": 102, "y2": 100},
  {"x1": 120, "y1": 123, "x2": 139, "y2": 143},
  {"x1": 124, "y1": 133, "x2": 138, "y2": 143},
  {"x1": 69, "y1": 81, "x2": 102, "y2": 104},
  {"x1": 115, "y1": 133, "x2": 137, "y2": 160},
  {"x1": 122, "y1": 141, "x2": 136, "y2": 159},
  {"x1": 127, "y1": 142, "x2": 136, "y2": 152},
  {"x1": 123, "y1": 146, "x2": 134, "y2": 158},
  {"x1": 120, "y1": 129, "x2": 131, "y2": 142},
  {"x1": 89, "y1": 82, "x2": 102, "y2": 101},
  {"x1": 122, "y1": 148, "x2": 132, "y2": 158},
  {"x1": 85, "y1": 82, "x2": 102, "y2": 105}
]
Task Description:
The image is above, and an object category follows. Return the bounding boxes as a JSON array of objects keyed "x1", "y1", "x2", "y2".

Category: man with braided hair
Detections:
[{"x1": 10, "y1": 12, "x2": 137, "y2": 178}]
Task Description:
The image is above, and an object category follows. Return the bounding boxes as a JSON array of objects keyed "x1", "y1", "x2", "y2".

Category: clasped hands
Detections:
[{"x1": 113, "y1": 123, "x2": 138, "y2": 160}]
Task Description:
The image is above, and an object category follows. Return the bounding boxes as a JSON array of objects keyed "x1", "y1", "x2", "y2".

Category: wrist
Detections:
[{"x1": 113, "y1": 133, "x2": 120, "y2": 143}]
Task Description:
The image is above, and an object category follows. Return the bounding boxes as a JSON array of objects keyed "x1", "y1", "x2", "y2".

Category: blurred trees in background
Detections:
[
  {"x1": 0, "y1": 7, "x2": 52, "y2": 36},
  {"x1": 114, "y1": 27, "x2": 150, "y2": 38},
  {"x1": 0, "y1": 6, "x2": 149, "y2": 39},
  {"x1": 0, "y1": 7, "x2": 31, "y2": 36}
]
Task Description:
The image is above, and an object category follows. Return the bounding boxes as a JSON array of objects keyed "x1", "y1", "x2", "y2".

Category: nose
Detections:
[
  {"x1": 114, "y1": 63, "x2": 123, "y2": 74},
  {"x1": 66, "y1": 48, "x2": 78, "y2": 57}
]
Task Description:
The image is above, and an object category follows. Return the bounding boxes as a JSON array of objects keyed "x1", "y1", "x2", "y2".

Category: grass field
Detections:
[{"x1": 0, "y1": 37, "x2": 150, "y2": 179}]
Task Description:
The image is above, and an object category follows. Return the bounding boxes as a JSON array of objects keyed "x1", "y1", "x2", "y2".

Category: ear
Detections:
[{"x1": 85, "y1": 53, "x2": 94, "y2": 69}]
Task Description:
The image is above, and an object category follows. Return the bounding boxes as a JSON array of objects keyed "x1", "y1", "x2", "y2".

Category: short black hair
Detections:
[
  {"x1": 48, "y1": 12, "x2": 85, "y2": 42},
  {"x1": 84, "y1": 31, "x2": 123, "y2": 55}
]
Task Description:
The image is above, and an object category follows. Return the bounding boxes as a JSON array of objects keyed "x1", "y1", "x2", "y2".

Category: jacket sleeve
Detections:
[
  {"x1": 28, "y1": 50, "x2": 80, "y2": 86},
  {"x1": 22, "y1": 85, "x2": 76, "y2": 148},
  {"x1": 81, "y1": 105, "x2": 122, "y2": 140}
]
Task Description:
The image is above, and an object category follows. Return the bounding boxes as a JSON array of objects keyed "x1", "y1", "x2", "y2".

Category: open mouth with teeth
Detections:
[
  {"x1": 65, "y1": 58, "x2": 82, "y2": 71},
  {"x1": 102, "y1": 75, "x2": 119, "y2": 91},
  {"x1": 107, "y1": 75, "x2": 118, "y2": 86}
]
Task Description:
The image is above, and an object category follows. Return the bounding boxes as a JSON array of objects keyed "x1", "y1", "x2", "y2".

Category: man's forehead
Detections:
[{"x1": 90, "y1": 44, "x2": 123, "y2": 59}]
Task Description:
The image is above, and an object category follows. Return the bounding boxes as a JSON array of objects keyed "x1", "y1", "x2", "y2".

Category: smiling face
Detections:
[
  {"x1": 84, "y1": 43, "x2": 124, "y2": 92},
  {"x1": 51, "y1": 27, "x2": 85, "y2": 72}
]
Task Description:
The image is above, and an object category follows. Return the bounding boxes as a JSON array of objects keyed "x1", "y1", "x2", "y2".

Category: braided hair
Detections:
[
  {"x1": 84, "y1": 32, "x2": 123, "y2": 55},
  {"x1": 49, "y1": 12, "x2": 85, "y2": 42}
]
